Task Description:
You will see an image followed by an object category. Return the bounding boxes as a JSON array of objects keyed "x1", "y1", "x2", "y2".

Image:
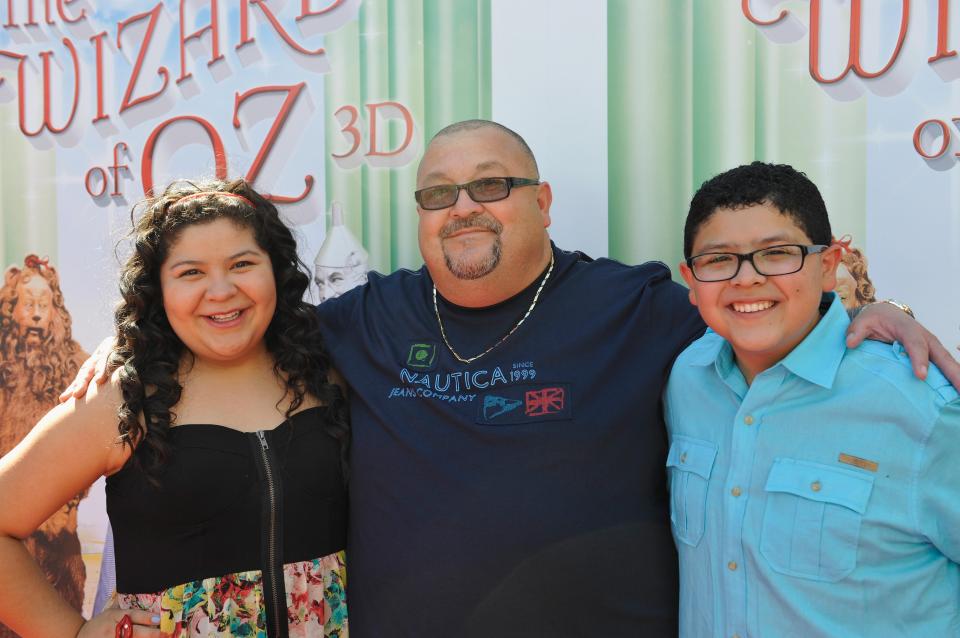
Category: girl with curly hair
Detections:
[{"x1": 0, "y1": 179, "x2": 349, "y2": 637}]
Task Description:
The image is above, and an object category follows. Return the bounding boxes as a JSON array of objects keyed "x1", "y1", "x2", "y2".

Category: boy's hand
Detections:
[
  {"x1": 846, "y1": 303, "x2": 960, "y2": 386},
  {"x1": 59, "y1": 337, "x2": 115, "y2": 402}
]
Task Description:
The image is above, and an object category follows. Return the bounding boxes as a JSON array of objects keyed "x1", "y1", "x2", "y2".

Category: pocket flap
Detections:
[
  {"x1": 764, "y1": 458, "x2": 874, "y2": 514},
  {"x1": 666, "y1": 435, "x2": 718, "y2": 480}
]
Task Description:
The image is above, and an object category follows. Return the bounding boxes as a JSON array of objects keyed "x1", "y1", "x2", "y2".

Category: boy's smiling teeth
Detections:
[
  {"x1": 732, "y1": 300, "x2": 775, "y2": 313},
  {"x1": 209, "y1": 310, "x2": 241, "y2": 322}
]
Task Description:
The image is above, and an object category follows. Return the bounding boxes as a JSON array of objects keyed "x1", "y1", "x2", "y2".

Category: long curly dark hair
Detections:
[{"x1": 110, "y1": 178, "x2": 348, "y2": 481}]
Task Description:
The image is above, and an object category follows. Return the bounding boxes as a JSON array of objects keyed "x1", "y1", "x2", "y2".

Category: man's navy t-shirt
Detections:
[{"x1": 315, "y1": 245, "x2": 705, "y2": 637}]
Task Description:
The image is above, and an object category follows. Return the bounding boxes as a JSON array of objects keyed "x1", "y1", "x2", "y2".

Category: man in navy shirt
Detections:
[
  {"x1": 69, "y1": 120, "x2": 960, "y2": 637},
  {"x1": 317, "y1": 120, "x2": 704, "y2": 636}
]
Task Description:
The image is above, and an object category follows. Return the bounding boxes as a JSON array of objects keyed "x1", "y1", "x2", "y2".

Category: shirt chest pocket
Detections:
[
  {"x1": 760, "y1": 458, "x2": 874, "y2": 582},
  {"x1": 666, "y1": 436, "x2": 718, "y2": 547}
]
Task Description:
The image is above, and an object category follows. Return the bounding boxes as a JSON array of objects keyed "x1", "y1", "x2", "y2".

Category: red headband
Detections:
[
  {"x1": 24, "y1": 254, "x2": 50, "y2": 270},
  {"x1": 174, "y1": 191, "x2": 255, "y2": 208}
]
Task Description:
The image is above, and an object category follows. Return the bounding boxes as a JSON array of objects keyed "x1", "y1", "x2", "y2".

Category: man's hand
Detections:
[
  {"x1": 59, "y1": 337, "x2": 115, "y2": 402},
  {"x1": 846, "y1": 302, "x2": 960, "y2": 387}
]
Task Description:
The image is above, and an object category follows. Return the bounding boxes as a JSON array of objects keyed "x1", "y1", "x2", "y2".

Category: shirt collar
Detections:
[
  {"x1": 686, "y1": 293, "x2": 849, "y2": 389},
  {"x1": 686, "y1": 328, "x2": 726, "y2": 367},
  {"x1": 779, "y1": 293, "x2": 848, "y2": 389}
]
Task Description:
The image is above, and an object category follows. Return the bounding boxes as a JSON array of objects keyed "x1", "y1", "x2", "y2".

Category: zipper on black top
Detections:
[{"x1": 253, "y1": 429, "x2": 287, "y2": 638}]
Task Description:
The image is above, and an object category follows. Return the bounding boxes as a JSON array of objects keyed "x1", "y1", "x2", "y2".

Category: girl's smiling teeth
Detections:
[
  {"x1": 207, "y1": 310, "x2": 242, "y2": 322},
  {"x1": 731, "y1": 300, "x2": 775, "y2": 313}
]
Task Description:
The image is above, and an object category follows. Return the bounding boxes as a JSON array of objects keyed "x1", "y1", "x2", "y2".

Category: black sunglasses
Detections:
[{"x1": 414, "y1": 177, "x2": 540, "y2": 211}]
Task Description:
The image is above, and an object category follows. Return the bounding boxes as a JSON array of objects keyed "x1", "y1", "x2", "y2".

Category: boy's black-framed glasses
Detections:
[
  {"x1": 687, "y1": 244, "x2": 829, "y2": 282},
  {"x1": 414, "y1": 177, "x2": 540, "y2": 211}
]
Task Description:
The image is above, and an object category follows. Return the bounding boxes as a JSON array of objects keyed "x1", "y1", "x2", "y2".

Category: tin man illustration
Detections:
[{"x1": 314, "y1": 201, "x2": 369, "y2": 303}]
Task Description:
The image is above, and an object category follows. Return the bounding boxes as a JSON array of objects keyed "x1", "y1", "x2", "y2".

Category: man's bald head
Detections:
[{"x1": 424, "y1": 120, "x2": 540, "y2": 179}]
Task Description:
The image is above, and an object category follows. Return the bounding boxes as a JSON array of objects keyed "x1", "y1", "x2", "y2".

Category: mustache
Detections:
[{"x1": 439, "y1": 214, "x2": 503, "y2": 239}]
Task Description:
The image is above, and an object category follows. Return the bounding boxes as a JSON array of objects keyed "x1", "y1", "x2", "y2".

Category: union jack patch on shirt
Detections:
[{"x1": 476, "y1": 383, "x2": 572, "y2": 425}]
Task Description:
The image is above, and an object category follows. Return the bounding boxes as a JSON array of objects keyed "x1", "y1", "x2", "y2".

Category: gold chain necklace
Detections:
[{"x1": 433, "y1": 253, "x2": 555, "y2": 364}]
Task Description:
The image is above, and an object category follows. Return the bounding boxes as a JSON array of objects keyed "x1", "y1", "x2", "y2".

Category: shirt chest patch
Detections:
[
  {"x1": 476, "y1": 383, "x2": 572, "y2": 425},
  {"x1": 404, "y1": 341, "x2": 439, "y2": 371}
]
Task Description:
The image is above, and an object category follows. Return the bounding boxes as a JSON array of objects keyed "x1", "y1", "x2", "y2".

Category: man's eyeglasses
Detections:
[
  {"x1": 687, "y1": 244, "x2": 829, "y2": 282},
  {"x1": 414, "y1": 177, "x2": 540, "y2": 211}
]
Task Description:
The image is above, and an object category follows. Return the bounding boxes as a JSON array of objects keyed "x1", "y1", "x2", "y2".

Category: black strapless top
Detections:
[{"x1": 106, "y1": 406, "x2": 347, "y2": 594}]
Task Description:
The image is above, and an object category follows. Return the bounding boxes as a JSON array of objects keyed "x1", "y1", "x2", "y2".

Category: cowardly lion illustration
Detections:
[{"x1": 0, "y1": 255, "x2": 89, "y2": 636}]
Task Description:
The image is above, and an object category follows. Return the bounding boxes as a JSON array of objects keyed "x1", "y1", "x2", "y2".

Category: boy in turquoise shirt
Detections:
[{"x1": 665, "y1": 162, "x2": 960, "y2": 637}]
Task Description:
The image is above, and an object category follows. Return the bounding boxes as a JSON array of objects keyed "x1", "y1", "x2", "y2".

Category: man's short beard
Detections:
[
  {"x1": 443, "y1": 239, "x2": 502, "y2": 280},
  {"x1": 439, "y1": 214, "x2": 504, "y2": 280}
]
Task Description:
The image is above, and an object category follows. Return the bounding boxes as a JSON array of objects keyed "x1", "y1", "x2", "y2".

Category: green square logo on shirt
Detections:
[{"x1": 406, "y1": 342, "x2": 437, "y2": 369}]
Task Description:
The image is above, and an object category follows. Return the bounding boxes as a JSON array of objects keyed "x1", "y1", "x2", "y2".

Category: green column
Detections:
[
  {"x1": 359, "y1": 0, "x2": 393, "y2": 271},
  {"x1": 324, "y1": 20, "x2": 364, "y2": 248},
  {"x1": 0, "y1": 102, "x2": 58, "y2": 267},
  {"x1": 691, "y1": 0, "x2": 757, "y2": 188},
  {"x1": 607, "y1": 0, "x2": 692, "y2": 270},
  {"x1": 388, "y1": 0, "x2": 425, "y2": 271},
  {"x1": 475, "y1": 0, "x2": 492, "y2": 121},
  {"x1": 422, "y1": 0, "x2": 491, "y2": 138}
]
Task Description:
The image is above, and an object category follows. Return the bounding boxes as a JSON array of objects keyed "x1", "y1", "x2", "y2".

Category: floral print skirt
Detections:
[{"x1": 119, "y1": 552, "x2": 347, "y2": 637}]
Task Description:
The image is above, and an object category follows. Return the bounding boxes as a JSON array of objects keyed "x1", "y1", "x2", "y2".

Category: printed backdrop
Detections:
[{"x1": 0, "y1": 0, "x2": 958, "y2": 621}]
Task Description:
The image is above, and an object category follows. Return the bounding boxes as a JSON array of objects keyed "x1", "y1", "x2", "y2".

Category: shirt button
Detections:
[
  {"x1": 731, "y1": 486, "x2": 742, "y2": 497},
  {"x1": 743, "y1": 415, "x2": 754, "y2": 426},
  {"x1": 727, "y1": 561, "x2": 738, "y2": 571},
  {"x1": 733, "y1": 634, "x2": 741, "y2": 638},
  {"x1": 680, "y1": 452, "x2": 688, "y2": 464},
  {"x1": 811, "y1": 481, "x2": 822, "y2": 492}
]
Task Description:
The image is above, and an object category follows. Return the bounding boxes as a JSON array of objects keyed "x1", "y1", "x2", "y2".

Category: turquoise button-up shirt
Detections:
[{"x1": 664, "y1": 296, "x2": 960, "y2": 638}]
